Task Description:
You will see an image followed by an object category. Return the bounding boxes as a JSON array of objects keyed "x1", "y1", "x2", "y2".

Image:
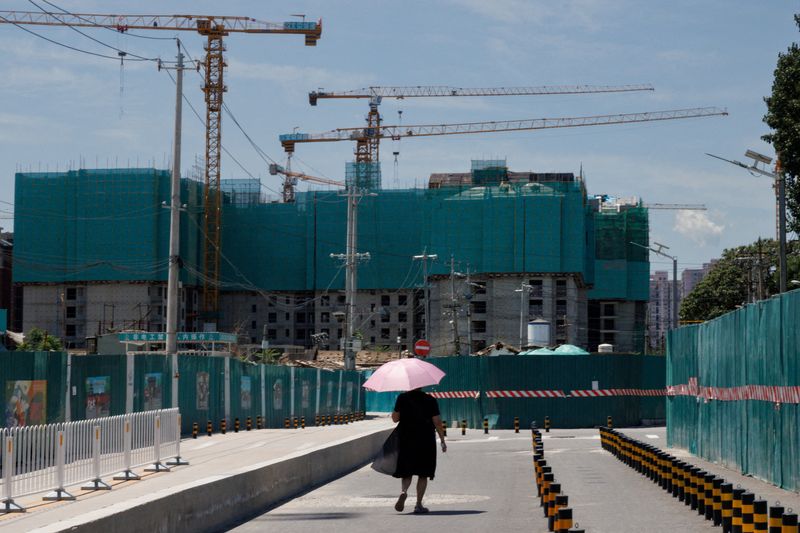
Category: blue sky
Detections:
[{"x1": 0, "y1": 1, "x2": 797, "y2": 274}]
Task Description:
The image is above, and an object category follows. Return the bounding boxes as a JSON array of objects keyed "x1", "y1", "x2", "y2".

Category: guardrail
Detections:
[{"x1": 0, "y1": 408, "x2": 184, "y2": 513}]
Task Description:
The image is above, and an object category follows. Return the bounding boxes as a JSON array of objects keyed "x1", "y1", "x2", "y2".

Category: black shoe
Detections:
[{"x1": 394, "y1": 492, "x2": 407, "y2": 512}]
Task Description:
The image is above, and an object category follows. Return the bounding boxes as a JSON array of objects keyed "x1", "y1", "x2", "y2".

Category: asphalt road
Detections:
[
  {"x1": 227, "y1": 429, "x2": 545, "y2": 533},
  {"x1": 229, "y1": 426, "x2": 795, "y2": 532}
]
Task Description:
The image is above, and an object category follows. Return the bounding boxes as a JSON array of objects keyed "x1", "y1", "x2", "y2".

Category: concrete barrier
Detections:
[{"x1": 31, "y1": 426, "x2": 393, "y2": 533}]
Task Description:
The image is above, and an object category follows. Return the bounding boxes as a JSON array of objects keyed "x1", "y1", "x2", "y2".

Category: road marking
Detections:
[
  {"x1": 487, "y1": 436, "x2": 499, "y2": 441},
  {"x1": 646, "y1": 434, "x2": 660, "y2": 439},
  {"x1": 193, "y1": 441, "x2": 219, "y2": 450}
]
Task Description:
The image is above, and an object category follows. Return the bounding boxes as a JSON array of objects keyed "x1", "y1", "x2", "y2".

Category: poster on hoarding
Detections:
[
  {"x1": 273, "y1": 379, "x2": 283, "y2": 410},
  {"x1": 241, "y1": 376, "x2": 252, "y2": 410},
  {"x1": 86, "y1": 376, "x2": 111, "y2": 418},
  {"x1": 143, "y1": 373, "x2": 163, "y2": 411},
  {"x1": 196, "y1": 372, "x2": 209, "y2": 410},
  {"x1": 5, "y1": 380, "x2": 47, "y2": 427}
]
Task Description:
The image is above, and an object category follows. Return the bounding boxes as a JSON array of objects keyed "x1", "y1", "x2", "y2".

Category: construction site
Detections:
[{"x1": 13, "y1": 160, "x2": 649, "y2": 355}]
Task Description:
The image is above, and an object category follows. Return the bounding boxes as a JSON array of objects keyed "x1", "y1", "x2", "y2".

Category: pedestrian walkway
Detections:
[{"x1": 0, "y1": 417, "x2": 393, "y2": 533}]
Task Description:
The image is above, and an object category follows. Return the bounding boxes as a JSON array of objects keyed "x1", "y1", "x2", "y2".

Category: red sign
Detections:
[{"x1": 414, "y1": 339, "x2": 431, "y2": 357}]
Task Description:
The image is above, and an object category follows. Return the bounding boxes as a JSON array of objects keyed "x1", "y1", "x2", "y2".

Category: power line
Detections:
[{"x1": 39, "y1": 0, "x2": 177, "y2": 41}]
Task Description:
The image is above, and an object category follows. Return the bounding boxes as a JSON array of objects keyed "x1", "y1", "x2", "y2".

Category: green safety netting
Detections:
[
  {"x1": 667, "y1": 289, "x2": 800, "y2": 491},
  {"x1": 15, "y1": 169, "x2": 650, "y2": 303}
]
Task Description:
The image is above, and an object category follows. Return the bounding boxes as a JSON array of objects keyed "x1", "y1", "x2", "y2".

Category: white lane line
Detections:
[
  {"x1": 646, "y1": 434, "x2": 660, "y2": 439},
  {"x1": 193, "y1": 441, "x2": 219, "y2": 450}
]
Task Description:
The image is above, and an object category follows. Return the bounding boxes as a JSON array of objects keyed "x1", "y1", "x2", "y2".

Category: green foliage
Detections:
[
  {"x1": 680, "y1": 239, "x2": 800, "y2": 322},
  {"x1": 763, "y1": 14, "x2": 800, "y2": 233},
  {"x1": 18, "y1": 327, "x2": 63, "y2": 351}
]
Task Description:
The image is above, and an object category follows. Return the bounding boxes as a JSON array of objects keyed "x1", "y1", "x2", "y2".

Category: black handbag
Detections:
[{"x1": 371, "y1": 427, "x2": 399, "y2": 476}]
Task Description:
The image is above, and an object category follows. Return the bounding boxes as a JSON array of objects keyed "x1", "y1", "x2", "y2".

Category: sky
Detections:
[{"x1": 0, "y1": 0, "x2": 798, "y2": 275}]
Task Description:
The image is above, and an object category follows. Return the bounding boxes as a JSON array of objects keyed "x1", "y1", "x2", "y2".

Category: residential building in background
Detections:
[{"x1": 13, "y1": 161, "x2": 650, "y2": 353}]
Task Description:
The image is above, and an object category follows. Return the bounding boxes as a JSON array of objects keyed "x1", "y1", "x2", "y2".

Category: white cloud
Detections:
[
  {"x1": 446, "y1": 0, "x2": 624, "y2": 31},
  {"x1": 673, "y1": 210, "x2": 725, "y2": 246}
]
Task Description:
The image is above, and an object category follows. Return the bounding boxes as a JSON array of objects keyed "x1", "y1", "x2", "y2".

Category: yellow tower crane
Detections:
[
  {"x1": 307, "y1": 84, "x2": 655, "y2": 166},
  {"x1": 0, "y1": 10, "x2": 322, "y2": 317}
]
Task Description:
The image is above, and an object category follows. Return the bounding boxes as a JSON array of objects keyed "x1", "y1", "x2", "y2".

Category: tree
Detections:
[
  {"x1": 680, "y1": 239, "x2": 800, "y2": 322},
  {"x1": 18, "y1": 327, "x2": 63, "y2": 351},
  {"x1": 763, "y1": 14, "x2": 800, "y2": 233}
]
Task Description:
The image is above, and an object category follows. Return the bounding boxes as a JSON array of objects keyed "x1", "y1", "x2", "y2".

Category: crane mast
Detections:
[{"x1": 0, "y1": 10, "x2": 322, "y2": 319}]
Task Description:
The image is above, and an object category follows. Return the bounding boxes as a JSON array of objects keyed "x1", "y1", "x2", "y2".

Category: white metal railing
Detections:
[{"x1": 0, "y1": 408, "x2": 183, "y2": 512}]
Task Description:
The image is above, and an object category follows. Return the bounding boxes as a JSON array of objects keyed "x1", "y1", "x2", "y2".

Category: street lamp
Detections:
[
  {"x1": 632, "y1": 241, "x2": 678, "y2": 330},
  {"x1": 515, "y1": 282, "x2": 533, "y2": 348},
  {"x1": 706, "y1": 150, "x2": 787, "y2": 293}
]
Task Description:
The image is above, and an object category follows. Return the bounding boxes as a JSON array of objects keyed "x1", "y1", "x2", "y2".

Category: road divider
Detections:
[{"x1": 531, "y1": 422, "x2": 584, "y2": 532}]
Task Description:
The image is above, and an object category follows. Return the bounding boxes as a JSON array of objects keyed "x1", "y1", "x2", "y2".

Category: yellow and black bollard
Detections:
[
  {"x1": 327, "y1": 415, "x2": 332, "y2": 425},
  {"x1": 540, "y1": 472, "x2": 554, "y2": 509},
  {"x1": 768, "y1": 505, "x2": 783, "y2": 533},
  {"x1": 293, "y1": 417, "x2": 299, "y2": 429},
  {"x1": 284, "y1": 418, "x2": 290, "y2": 429},
  {"x1": 712, "y1": 478, "x2": 723, "y2": 526},
  {"x1": 754, "y1": 500, "x2": 768, "y2": 532},
  {"x1": 607, "y1": 415, "x2": 613, "y2": 428},
  {"x1": 192, "y1": 422, "x2": 199, "y2": 439},
  {"x1": 721, "y1": 483, "x2": 734, "y2": 532},
  {"x1": 301, "y1": 417, "x2": 306, "y2": 429},
  {"x1": 221, "y1": 418, "x2": 227, "y2": 435},
  {"x1": 246, "y1": 417, "x2": 252, "y2": 431},
  {"x1": 483, "y1": 418, "x2": 489, "y2": 434},
  {"x1": 514, "y1": 417, "x2": 520, "y2": 433},
  {"x1": 544, "y1": 416, "x2": 551, "y2": 433},
  {"x1": 556, "y1": 507, "x2": 573, "y2": 533},
  {"x1": 732, "y1": 487, "x2": 745, "y2": 533},
  {"x1": 256, "y1": 415, "x2": 263, "y2": 429},
  {"x1": 442, "y1": 421, "x2": 447, "y2": 437},
  {"x1": 234, "y1": 417, "x2": 240, "y2": 433},
  {"x1": 206, "y1": 420, "x2": 213, "y2": 436},
  {"x1": 551, "y1": 494, "x2": 568, "y2": 532},
  {"x1": 461, "y1": 419, "x2": 467, "y2": 436},
  {"x1": 741, "y1": 492, "x2": 755, "y2": 532},
  {"x1": 546, "y1": 483, "x2": 560, "y2": 526},
  {"x1": 703, "y1": 474, "x2": 715, "y2": 520},
  {"x1": 315, "y1": 415, "x2": 320, "y2": 427},
  {"x1": 782, "y1": 512, "x2": 798, "y2": 532}
]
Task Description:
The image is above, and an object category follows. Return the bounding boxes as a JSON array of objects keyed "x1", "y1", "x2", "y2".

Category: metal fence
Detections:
[
  {"x1": 0, "y1": 352, "x2": 365, "y2": 436},
  {"x1": 0, "y1": 408, "x2": 181, "y2": 512}
]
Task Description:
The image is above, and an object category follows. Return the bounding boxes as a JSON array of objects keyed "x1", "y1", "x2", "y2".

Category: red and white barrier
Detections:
[
  {"x1": 428, "y1": 391, "x2": 480, "y2": 399},
  {"x1": 485, "y1": 390, "x2": 567, "y2": 398},
  {"x1": 667, "y1": 377, "x2": 800, "y2": 404}
]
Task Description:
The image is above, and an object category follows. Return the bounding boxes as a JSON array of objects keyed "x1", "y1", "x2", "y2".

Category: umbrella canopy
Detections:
[
  {"x1": 553, "y1": 344, "x2": 590, "y2": 355},
  {"x1": 520, "y1": 347, "x2": 555, "y2": 355},
  {"x1": 362, "y1": 358, "x2": 446, "y2": 392}
]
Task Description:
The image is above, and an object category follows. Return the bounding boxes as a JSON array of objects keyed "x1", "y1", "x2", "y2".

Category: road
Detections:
[{"x1": 229, "y1": 426, "x2": 800, "y2": 533}]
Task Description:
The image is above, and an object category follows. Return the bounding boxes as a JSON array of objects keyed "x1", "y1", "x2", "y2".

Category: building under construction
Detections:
[{"x1": 12, "y1": 160, "x2": 648, "y2": 354}]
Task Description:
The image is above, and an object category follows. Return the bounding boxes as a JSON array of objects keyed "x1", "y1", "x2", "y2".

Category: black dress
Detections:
[{"x1": 393, "y1": 389, "x2": 440, "y2": 480}]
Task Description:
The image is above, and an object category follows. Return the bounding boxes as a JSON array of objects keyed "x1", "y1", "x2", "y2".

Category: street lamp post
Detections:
[
  {"x1": 515, "y1": 282, "x2": 533, "y2": 348},
  {"x1": 707, "y1": 150, "x2": 787, "y2": 294},
  {"x1": 632, "y1": 242, "x2": 678, "y2": 330}
]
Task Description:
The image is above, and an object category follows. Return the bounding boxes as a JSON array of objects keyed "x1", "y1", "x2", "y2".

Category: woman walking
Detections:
[{"x1": 391, "y1": 387, "x2": 447, "y2": 514}]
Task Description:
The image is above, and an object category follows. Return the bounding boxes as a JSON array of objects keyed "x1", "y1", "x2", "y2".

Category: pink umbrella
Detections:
[{"x1": 362, "y1": 358, "x2": 446, "y2": 392}]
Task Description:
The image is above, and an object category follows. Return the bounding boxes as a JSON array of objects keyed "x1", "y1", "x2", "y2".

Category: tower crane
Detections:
[
  {"x1": 307, "y1": 84, "x2": 654, "y2": 166},
  {"x1": 269, "y1": 163, "x2": 343, "y2": 202},
  {"x1": 0, "y1": 10, "x2": 322, "y2": 317},
  {"x1": 280, "y1": 107, "x2": 728, "y2": 155}
]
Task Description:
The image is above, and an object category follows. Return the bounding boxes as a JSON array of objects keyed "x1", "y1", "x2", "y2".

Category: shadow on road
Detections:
[
  {"x1": 261, "y1": 512, "x2": 361, "y2": 521},
  {"x1": 407, "y1": 510, "x2": 486, "y2": 516}
]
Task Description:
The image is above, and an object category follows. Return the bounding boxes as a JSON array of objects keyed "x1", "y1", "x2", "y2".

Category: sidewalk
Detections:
[{"x1": 0, "y1": 417, "x2": 393, "y2": 533}]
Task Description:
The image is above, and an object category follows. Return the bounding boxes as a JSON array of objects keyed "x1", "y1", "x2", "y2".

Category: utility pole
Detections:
[
  {"x1": 632, "y1": 241, "x2": 678, "y2": 329},
  {"x1": 707, "y1": 150, "x2": 787, "y2": 293},
  {"x1": 412, "y1": 250, "x2": 438, "y2": 341},
  {"x1": 449, "y1": 256, "x2": 461, "y2": 355},
  {"x1": 160, "y1": 45, "x2": 193, "y2": 409},
  {"x1": 465, "y1": 266, "x2": 473, "y2": 355},
  {"x1": 331, "y1": 187, "x2": 370, "y2": 370},
  {"x1": 515, "y1": 282, "x2": 533, "y2": 348}
]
